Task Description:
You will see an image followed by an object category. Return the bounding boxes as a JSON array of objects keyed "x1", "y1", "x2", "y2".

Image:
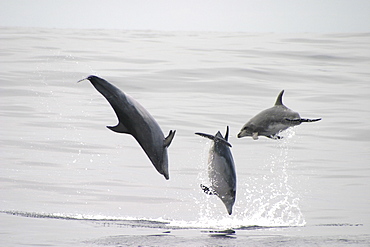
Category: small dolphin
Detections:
[
  {"x1": 79, "y1": 75, "x2": 176, "y2": 180},
  {"x1": 237, "y1": 90, "x2": 321, "y2": 140},
  {"x1": 196, "y1": 126, "x2": 236, "y2": 215}
]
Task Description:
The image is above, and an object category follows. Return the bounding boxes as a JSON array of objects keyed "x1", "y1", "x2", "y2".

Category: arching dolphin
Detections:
[
  {"x1": 195, "y1": 126, "x2": 236, "y2": 215},
  {"x1": 79, "y1": 75, "x2": 176, "y2": 180},
  {"x1": 237, "y1": 90, "x2": 321, "y2": 140}
]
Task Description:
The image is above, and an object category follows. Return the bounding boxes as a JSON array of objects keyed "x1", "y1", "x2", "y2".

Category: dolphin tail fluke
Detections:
[
  {"x1": 195, "y1": 132, "x2": 232, "y2": 147},
  {"x1": 300, "y1": 118, "x2": 322, "y2": 122},
  {"x1": 274, "y1": 90, "x2": 285, "y2": 106},
  {"x1": 285, "y1": 118, "x2": 321, "y2": 123},
  {"x1": 225, "y1": 126, "x2": 230, "y2": 141},
  {"x1": 200, "y1": 184, "x2": 218, "y2": 196},
  {"x1": 164, "y1": 130, "x2": 176, "y2": 148}
]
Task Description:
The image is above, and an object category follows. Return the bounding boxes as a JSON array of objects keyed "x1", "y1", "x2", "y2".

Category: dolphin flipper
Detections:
[
  {"x1": 200, "y1": 184, "x2": 218, "y2": 196},
  {"x1": 107, "y1": 122, "x2": 130, "y2": 134},
  {"x1": 164, "y1": 130, "x2": 176, "y2": 147},
  {"x1": 195, "y1": 132, "x2": 232, "y2": 147}
]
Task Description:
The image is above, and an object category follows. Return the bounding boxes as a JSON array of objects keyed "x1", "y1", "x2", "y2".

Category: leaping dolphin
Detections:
[
  {"x1": 79, "y1": 75, "x2": 176, "y2": 180},
  {"x1": 196, "y1": 126, "x2": 236, "y2": 215},
  {"x1": 237, "y1": 90, "x2": 321, "y2": 140}
]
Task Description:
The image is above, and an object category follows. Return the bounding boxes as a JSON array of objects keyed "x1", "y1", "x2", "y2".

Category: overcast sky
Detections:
[{"x1": 1, "y1": 0, "x2": 370, "y2": 32}]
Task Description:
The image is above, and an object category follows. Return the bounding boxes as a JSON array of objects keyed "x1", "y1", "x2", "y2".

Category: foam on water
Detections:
[{"x1": 240, "y1": 128, "x2": 305, "y2": 226}]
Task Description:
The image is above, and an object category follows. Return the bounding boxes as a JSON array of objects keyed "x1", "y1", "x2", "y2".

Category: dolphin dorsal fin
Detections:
[
  {"x1": 225, "y1": 126, "x2": 230, "y2": 141},
  {"x1": 274, "y1": 90, "x2": 285, "y2": 106},
  {"x1": 163, "y1": 130, "x2": 176, "y2": 148}
]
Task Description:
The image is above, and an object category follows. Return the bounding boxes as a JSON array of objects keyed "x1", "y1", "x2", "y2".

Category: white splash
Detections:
[{"x1": 188, "y1": 127, "x2": 305, "y2": 229}]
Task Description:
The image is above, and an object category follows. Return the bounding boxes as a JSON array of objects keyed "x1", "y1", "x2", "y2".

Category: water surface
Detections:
[{"x1": 1, "y1": 27, "x2": 369, "y2": 246}]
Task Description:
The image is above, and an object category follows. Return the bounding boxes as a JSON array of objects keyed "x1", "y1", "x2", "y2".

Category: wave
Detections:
[
  {"x1": 4, "y1": 210, "x2": 361, "y2": 232},
  {"x1": 1, "y1": 210, "x2": 173, "y2": 228},
  {"x1": 1, "y1": 210, "x2": 305, "y2": 230}
]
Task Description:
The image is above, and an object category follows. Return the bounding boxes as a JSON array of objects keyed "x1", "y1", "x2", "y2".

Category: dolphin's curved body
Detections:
[
  {"x1": 196, "y1": 126, "x2": 236, "y2": 215},
  {"x1": 80, "y1": 75, "x2": 175, "y2": 180},
  {"x1": 237, "y1": 90, "x2": 321, "y2": 140}
]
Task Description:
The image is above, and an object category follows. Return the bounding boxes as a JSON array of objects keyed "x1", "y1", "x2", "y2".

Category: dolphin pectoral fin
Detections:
[
  {"x1": 200, "y1": 184, "x2": 218, "y2": 196},
  {"x1": 252, "y1": 132, "x2": 259, "y2": 140},
  {"x1": 195, "y1": 132, "x2": 232, "y2": 147},
  {"x1": 195, "y1": 132, "x2": 215, "y2": 140},
  {"x1": 107, "y1": 122, "x2": 130, "y2": 134},
  {"x1": 213, "y1": 136, "x2": 232, "y2": 148},
  {"x1": 163, "y1": 130, "x2": 176, "y2": 148}
]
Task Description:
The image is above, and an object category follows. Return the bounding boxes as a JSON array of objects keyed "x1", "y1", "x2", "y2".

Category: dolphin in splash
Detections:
[
  {"x1": 196, "y1": 126, "x2": 236, "y2": 215},
  {"x1": 238, "y1": 90, "x2": 321, "y2": 140},
  {"x1": 79, "y1": 75, "x2": 176, "y2": 180}
]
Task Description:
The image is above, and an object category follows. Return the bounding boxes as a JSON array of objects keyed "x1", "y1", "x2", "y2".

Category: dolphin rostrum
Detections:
[
  {"x1": 237, "y1": 90, "x2": 321, "y2": 140},
  {"x1": 79, "y1": 75, "x2": 176, "y2": 180},
  {"x1": 196, "y1": 126, "x2": 236, "y2": 215}
]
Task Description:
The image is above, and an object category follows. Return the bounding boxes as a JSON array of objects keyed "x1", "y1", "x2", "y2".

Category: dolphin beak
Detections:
[
  {"x1": 77, "y1": 77, "x2": 87, "y2": 83},
  {"x1": 237, "y1": 130, "x2": 247, "y2": 138},
  {"x1": 226, "y1": 205, "x2": 233, "y2": 215}
]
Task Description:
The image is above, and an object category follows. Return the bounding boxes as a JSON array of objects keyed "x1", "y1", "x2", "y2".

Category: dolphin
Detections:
[
  {"x1": 195, "y1": 126, "x2": 236, "y2": 215},
  {"x1": 79, "y1": 75, "x2": 176, "y2": 180},
  {"x1": 237, "y1": 90, "x2": 321, "y2": 140}
]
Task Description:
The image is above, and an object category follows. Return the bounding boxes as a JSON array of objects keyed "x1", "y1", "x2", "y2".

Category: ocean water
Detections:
[{"x1": 0, "y1": 27, "x2": 369, "y2": 246}]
